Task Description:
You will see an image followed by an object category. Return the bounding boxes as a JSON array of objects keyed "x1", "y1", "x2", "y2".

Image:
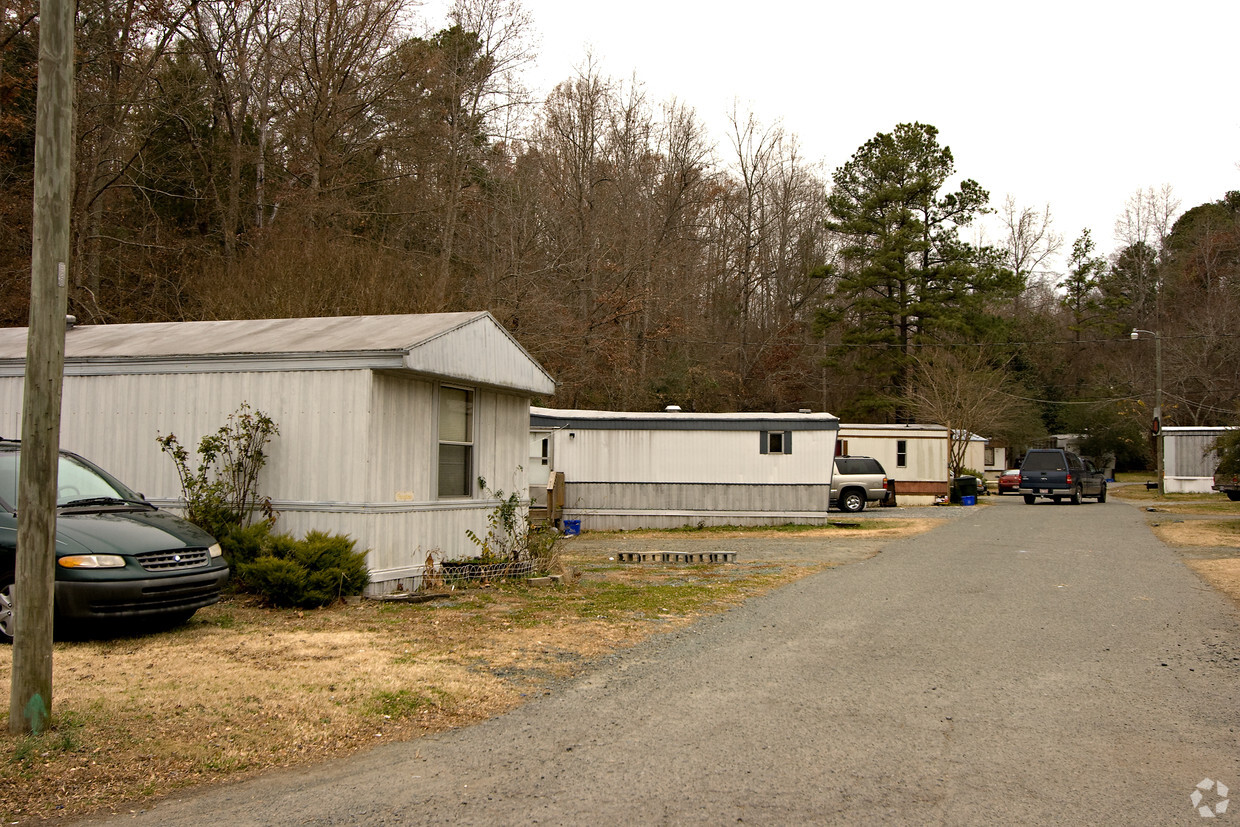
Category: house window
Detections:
[
  {"x1": 984, "y1": 447, "x2": 995, "y2": 467},
  {"x1": 760, "y1": 430, "x2": 792, "y2": 455},
  {"x1": 438, "y1": 386, "x2": 473, "y2": 497},
  {"x1": 836, "y1": 439, "x2": 848, "y2": 457},
  {"x1": 529, "y1": 435, "x2": 549, "y2": 469},
  {"x1": 897, "y1": 440, "x2": 907, "y2": 468}
]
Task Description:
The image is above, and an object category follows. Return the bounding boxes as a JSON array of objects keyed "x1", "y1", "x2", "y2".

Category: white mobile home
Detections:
[
  {"x1": 836, "y1": 424, "x2": 987, "y2": 505},
  {"x1": 1163, "y1": 426, "x2": 1234, "y2": 494},
  {"x1": 0, "y1": 313, "x2": 556, "y2": 594},
  {"x1": 530, "y1": 407, "x2": 840, "y2": 530}
]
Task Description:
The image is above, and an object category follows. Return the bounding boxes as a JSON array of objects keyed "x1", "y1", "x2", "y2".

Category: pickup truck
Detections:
[
  {"x1": 1018, "y1": 448, "x2": 1107, "y2": 504},
  {"x1": 1212, "y1": 469, "x2": 1240, "y2": 501}
]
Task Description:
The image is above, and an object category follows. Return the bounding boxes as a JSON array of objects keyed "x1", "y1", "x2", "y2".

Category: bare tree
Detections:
[
  {"x1": 1114, "y1": 184, "x2": 1181, "y2": 253},
  {"x1": 998, "y1": 195, "x2": 1062, "y2": 288},
  {"x1": 71, "y1": 0, "x2": 196, "y2": 319},
  {"x1": 187, "y1": 0, "x2": 285, "y2": 260},
  {"x1": 275, "y1": 0, "x2": 404, "y2": 214},
  {"x1": 431, "y1": 0, "x2": 535, "y2": 305},
  {"x1": 904, "y1": 348, "x2": 1039, "y2": 479}
]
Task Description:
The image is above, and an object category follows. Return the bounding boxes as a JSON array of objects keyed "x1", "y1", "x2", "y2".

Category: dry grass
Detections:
[
  {"x1": 1151, "y1": 520, "x2": 1240, "y2": 549},
  {"x1": 0, "y1": 525, "x2": 907, "y2": 823},
  {"x1": 1152, "y1": 518, "x2": 1240, "y2": 612},
  {"x1": 1186, "y1": 558, "x2": 1240, "y2": 606}
]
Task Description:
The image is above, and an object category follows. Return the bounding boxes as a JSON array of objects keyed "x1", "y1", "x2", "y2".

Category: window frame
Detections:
[
  {"x1": 760, "y1": 430, "x2": 792, "y2": 455},
  {"x1": 896, "y1": 439, "x2": 908, "y2": 468},
  {"x1": 437, "y1": 385, "x2": 475, "y2": 498}
]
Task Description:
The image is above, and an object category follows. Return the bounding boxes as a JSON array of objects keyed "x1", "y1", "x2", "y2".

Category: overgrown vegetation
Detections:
[
  {"x1": 157, "y1": 403, "x2": 278, "y2": 537},
  {"x1": 158, "y1": 406, "x2": 368, "y2": 607},
  {"x1": 452, "y1": 477, "x2": 562, "y2": 583}
]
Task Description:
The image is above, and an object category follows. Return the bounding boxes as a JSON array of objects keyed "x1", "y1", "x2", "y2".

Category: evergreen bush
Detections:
[{"x1": 222, "y1": 524, "x2": 370, "y2": 608}]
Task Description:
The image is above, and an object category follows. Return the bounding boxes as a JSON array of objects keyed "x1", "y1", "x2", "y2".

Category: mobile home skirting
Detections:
[{"x1": 559, "y1": 481, "x2": 833, "y2": 531}]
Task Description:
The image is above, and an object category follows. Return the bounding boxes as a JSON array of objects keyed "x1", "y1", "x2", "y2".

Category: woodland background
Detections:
[{"x1": 1, "y1": 0, "x2": 1238, "y2": 467}]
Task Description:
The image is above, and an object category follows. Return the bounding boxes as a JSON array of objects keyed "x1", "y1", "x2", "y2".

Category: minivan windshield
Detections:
[{"x1": 0, "y1": 450, "x2": 137, "y2": 509}]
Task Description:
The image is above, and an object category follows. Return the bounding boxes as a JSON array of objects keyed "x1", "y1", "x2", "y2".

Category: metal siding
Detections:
[
  {"x1": 563, "y1": 482, "x2": 831, "y2": 512},
  {"x1": 0, "y1": 379, "x2": 20, "y2": 437},
  {"x1": 274, "y1": 501, "x2": 495, "y2": 580},
  {"x1": 407, "y1": 319, "x2": 555, "y2": 396},
  {"x1": 1, "y1": 368, "x2": 533, "y2": 595},
  {"x1": 45, "y1": 370, "x2": 373, "y2": 504},
  {"x1": 369, "y1": 373, "x2": 436, "y2": 501},
  {"x1": 550, "y1": 428, "x2": 835, "y2": 484},
  {"x1": 843, "y1": 434, "x2": 947, "y2": 483},
  {"x1": 1167, "y1": 432, "x2": 1220, "y2": 478},
  {"x1": 476, "y1": 391, "x2": 531, "y2": 496}
]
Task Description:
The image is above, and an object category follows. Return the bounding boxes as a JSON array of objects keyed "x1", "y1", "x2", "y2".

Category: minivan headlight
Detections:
[
  {"x1": 59, "y1": 554, "x2": 126, "y2": 569},
  {"x1": 208, "y1": 543, "x2": 223, "y2": 558}
]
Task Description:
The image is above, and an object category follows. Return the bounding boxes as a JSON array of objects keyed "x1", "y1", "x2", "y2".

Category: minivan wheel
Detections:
[
  {"x1": 0, "y1": 577, "x2": 15, "y2": 644},
  {"x1": 840, "y1": 491, "x2": 866, "y2": 513}
]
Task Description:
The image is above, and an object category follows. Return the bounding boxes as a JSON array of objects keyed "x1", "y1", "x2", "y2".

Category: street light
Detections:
[{"x1": 1130, "y1": 328, "x2": 1162, "y2": 496}]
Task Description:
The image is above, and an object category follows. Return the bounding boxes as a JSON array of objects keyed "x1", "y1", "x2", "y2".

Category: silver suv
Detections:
[{"x1": 831, "y1": 455, "x2": 890, "y2": 513}]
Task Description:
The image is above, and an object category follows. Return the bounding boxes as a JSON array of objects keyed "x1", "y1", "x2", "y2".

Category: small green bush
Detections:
[
  {"x1": 223, "y1": 524, "x2": 370, "y2": 608},
  {"x1": 239, "y1": 557, "x2": 307, "y2": 607},
  {"x1": 218, "y1": 522, "x2": 275, "y2": 568}
]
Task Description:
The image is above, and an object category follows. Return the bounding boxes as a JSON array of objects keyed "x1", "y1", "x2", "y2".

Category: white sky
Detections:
[{"x1": 435, "y1": 0, "x2": 1240, "y2": 272}]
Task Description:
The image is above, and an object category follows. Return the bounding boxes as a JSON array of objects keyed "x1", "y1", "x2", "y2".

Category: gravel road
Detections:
[{"x1": 84, "y1": 496, "x2": 1240, "y2": 824}]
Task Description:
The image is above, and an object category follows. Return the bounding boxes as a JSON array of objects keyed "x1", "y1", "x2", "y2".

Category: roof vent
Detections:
[
  {"x1": 664, "y1": 405, "x2": 682, "y2": 413},
  {"x1": 799, "y1": 408, "x2": 811, "y2": 414},
  {"x1": 65, "y1": 315, "x2": 77, "y2": 329}
]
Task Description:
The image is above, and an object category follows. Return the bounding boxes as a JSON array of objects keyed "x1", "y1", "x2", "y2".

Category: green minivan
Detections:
[{"x1": 0, "y1": 440, "x2": 229, "y2": 642}]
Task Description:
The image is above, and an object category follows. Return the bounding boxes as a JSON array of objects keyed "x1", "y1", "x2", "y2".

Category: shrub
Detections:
[
  {"x1": 453, "y1": 477, "x2": 563, "y2": 581},
  {"x1": 157, "y1": 403, "x2": 278, "y2": 535},
  {"x1": 218, "y1": 522, "x2": 275, "y2": 568},
  {"x1": 223, "y1": 524, "x2": 370, "y2": 608},
  {"x1": 238, "y1": 557, "x2": 307, "y2": 608}
]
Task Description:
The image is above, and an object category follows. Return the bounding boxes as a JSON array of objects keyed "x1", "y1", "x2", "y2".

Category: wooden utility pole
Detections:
[{"x1": 10, "y1": 0, "x2": 74, "y2": 734}]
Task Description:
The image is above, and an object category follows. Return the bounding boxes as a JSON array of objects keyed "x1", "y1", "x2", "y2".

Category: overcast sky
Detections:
[{"x1": 433, "y1": 0, "x2": 1239, "y2": 272}]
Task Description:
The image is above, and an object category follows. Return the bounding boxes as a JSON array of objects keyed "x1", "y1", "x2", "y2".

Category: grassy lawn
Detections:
[
  {"x1": 0, "y1": 521, "x2": 929, "y2": 823},
  {"x1": 1111, "y1": 471, "x2": 1240, "y2": 513}
]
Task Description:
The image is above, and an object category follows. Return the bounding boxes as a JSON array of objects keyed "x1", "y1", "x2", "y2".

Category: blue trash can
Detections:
[
  {"x1": 563, "y1": 519, "x2": 581, "y2": 536},
  {"x1": 961, "y1": 495, "x2": 976, "y2": 506}
]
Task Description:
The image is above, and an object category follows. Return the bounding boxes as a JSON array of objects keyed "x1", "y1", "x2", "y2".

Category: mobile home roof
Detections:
[
  {"x1": 0, "y1": 312, "x2": 556, "y2": 395},
  {"x1": 531, "y1": 406, "x2": 839, "y2": 432}
]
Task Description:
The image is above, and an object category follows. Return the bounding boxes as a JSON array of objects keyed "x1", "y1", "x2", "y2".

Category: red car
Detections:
[{"x1": 997, "y1": 469, "x2": 1021, "y2": 494}]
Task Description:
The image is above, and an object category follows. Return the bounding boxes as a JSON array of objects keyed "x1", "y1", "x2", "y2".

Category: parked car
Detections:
[
  {"x1": 0, "y1": 441, "x2": 229, "y2": 643},
  {"x1": 1018, "y1": 448, "x2": 1107, "y2": 504},
  {"x1": 830, "y1": 455, "x2": 890, "y2": 513},
  {"x1": 997, "y1": 469, "x2": 1022, "y2": 494}
]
